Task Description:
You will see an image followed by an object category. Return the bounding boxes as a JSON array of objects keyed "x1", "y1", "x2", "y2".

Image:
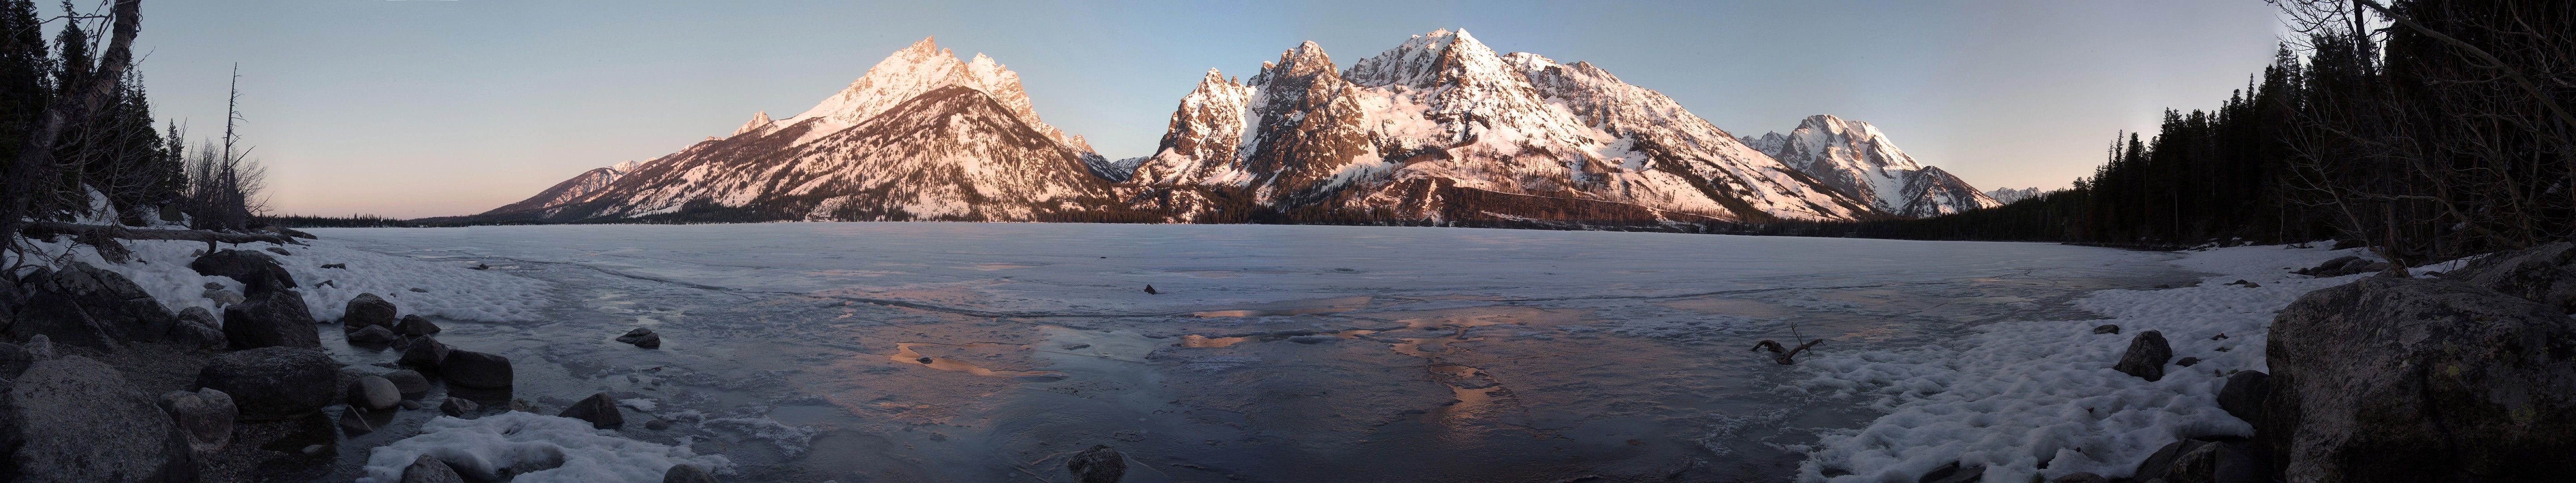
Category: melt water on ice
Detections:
[{"x1": 295, "y1": 223, "x2": 2326, "y2": 482}]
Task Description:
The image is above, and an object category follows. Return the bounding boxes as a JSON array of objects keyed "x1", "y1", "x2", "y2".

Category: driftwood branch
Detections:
[{"x1": 22, "y1": 221, "x2": 295, "y2": 245}]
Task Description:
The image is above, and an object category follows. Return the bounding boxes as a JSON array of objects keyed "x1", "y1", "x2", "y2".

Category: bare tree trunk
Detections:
[{"x1": 2, "y1": 0, "x2": 139, "y2": 280}]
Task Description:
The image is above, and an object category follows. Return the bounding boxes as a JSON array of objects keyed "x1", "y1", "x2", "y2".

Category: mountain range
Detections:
[{"x1": 475, "y1": 30, "x2": 2001, "y2": 229}]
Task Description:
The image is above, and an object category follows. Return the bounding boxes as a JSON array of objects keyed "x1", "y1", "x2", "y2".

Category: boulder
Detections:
[
  {"x1": 195, "y1": 346, "x2": 341, "y2": 420},
  {"x1": 2217, "y1": 371, "x2": 2268, "y2": 427},
  {"x1": 2441, "y1": 241, "x2": 2576, "y2": 314},
  {"x1": 2263, "y1": 277, "x2": 2576, "y2": 482},
  {"x1": 347, "y1": 325, "x2": 398, "y2": 345},
  {"x1": 349, "y1": 375, "x2": 400, "y2": 410},
  {"x1": 6, "y1": 290, "x2": 121, "y2": 350},
  {"x1": 382, "y1": 369, "x2": 432, "y2": 398},
  {"x1": 401, "y1": 454, "x2": 465, "y2": 483},
  {"x1": 437, "y1": 397, "x2": 480, "y2": 418},
  {"x1": 33, "y1": 262, "x2": 176, "y2": 343},
  {"x1": 399, "y1": 336, "x2": 450, "y2": 368},
  {"x1": 438, "y1": 350, "x2": 513, "y2": 389},
  {"x1": 2137, "y1": 437, "x2": 2266, "y2": 483},
  {"x1": 615, "y1": 327, "x2": 661, "y2": 349},
  {"x1": 342, "y1": 293, "x2": 396, "y2": 330},
  {"x1": 2113, "y1": 330, "x2": 2173, "y2": 381},
  {"x1": 171, "y1": 307, "x2": 225, "y2": 350},
  {"x1": 394, "y1": 314, "x2": 440, "y2": 336},
  {"x1": 0, "y1": 356, "x2": 198, "y2": 482},
  {"x1": 557, "y1": 393, "x2": 623, "y2": 428},
  {"x1": 188, "y1": 249, "x2": 297, "y2": 295},
  {"x1": 221, "y1": 290, "x2": 319, "y2": 350},
  {"x1": 1067, "y1": 445, "x2": 1127, "y2": 483},
  {"x1": 662, "y1": 464, "x2": 718, "y2": 483},
  {"x1": 157, "y1": 388, "x2": 237, "y2": 458}
]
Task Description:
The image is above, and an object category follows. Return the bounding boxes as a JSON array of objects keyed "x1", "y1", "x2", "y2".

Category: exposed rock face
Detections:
[
  {"x1": 2114, "y1": 330, "x2": 2173, "y2": 381},
  {"x1": 437, "y1": 350, "x2": 513, "y2": 389},
  {"x1": 2263, "y1": 277, "x2": 2576, "y2": 482},
  {"x1": 188, "y1": 250, "x2": 297, "y2": 295},
  {"x1": 195, "y1": 346, "x2": 342, "y2": 420},
  {"x1": 1747, "y1": 114, "x2": 2002, "y2": 217},
  {"x1": 342, "y1": 293, "x2": 396, "y2": 330},
  {"x1": 2441, "y1": 241, "x2": 2576, "y2": 313},
  {"x1": 557, "y1": 393, "x2": 623, "y2": 429},
  {"x1": 0, "y1": 356, "x2": 197, "y2": 483},
  {"x1": 221, "y1": 290, "x2": 319, "y2": 350},
  {"x1": 157, "y1": 388, "x2": 237, "y2": 458}
]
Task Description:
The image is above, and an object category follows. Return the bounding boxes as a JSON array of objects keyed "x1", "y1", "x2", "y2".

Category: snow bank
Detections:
[
  {"x1": 8, "y1": 233, "x2": 549, "y2": 323},
  {"x1": 356, "y1": 411, "x2": 730, "y2": 483},
  {"x1": 1789, "y1": 244, "x2": 2368, "y2": 482}
]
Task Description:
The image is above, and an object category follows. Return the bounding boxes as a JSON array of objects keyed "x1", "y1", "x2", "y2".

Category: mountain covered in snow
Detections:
[
  {"x1": 1985, "y1": 186, "x2": 2043, "y2": 205},
  {"x1": 479, "y1": 37, "x2": 1122, "y2": 222},
  {"x1": 1743, "y1": 115, "x2": 2000, "y2": 217},
  {"x1": 1120, "y1": 29, "x2": 1872, "y2": 226}
]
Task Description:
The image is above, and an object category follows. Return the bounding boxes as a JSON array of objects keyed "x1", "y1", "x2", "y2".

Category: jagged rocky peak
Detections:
[
  {"x1": 1753, "y1": 114, "x2": 2000, "y2": 217},
  {"x1": 770, "y1": 36, "x2": 1088, "y2": 153},
  {"x1": 731, "y1": 111, "x2": 774, "y2": 137}
]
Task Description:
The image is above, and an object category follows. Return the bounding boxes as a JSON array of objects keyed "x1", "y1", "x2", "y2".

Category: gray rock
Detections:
[
  {"x1": 399, "y1": 336, "x2": 451, "y2": 368},
  {"x1": 200, "y1": 288, "x2": 243, "y2": 305},
  {"x1": 158, "y1": 388, "x2": 237, "y2": 458},
  {"x1": 33, "y1": 262, "x2": 177, "y2": 343},
  {"x1": 2114, "y1": 330, "x2": 2173, "y2": 381},
  {"x1": 1067, "y1": 445, "x2": 1127, "y2": 483},
  {"x1": 2093, "y1": 324, "x2": 2120, "y2": 335},
  {"x1": 189, "y1": 249, "x2": 298, "y2": 295},
  {"x1": 2216, "y1": 371, "x2": 2268, "y2": 427},
  {"x1": 615, "y1": 327, "x2": 661, "y2": 349},
  {"x1": 342, "y1": 293, "x2": 396, "y2": 330},
  {"x1": 439, "y1": 350, "x2": 513, "y2": 389},
  {"x1": 0, "y1": 356, "x2": 197, "y2": 482},
  {"x1": 338, "y1": 407, "x2": 374, "y2": 435},
  {"x1": 2441, "y1": 241, "x2": 2576, "y2": 313},
  {"x1": 350, "y1": 375, "x2": 401, "y2": 410},
  {"x1": 1918, "y1": 461, "x2": 1982, "y2": 483},
  {"x1": 172, "y1": 306, "x2": 225, "y2": 350},
  {"x1": 438, "y1": 397, "x2": 480, "y2": 418},
  {"x1": 2175, "y1": 356, "x2": 2201, "y2": 367},
  {"x1": 195, "y1": 346, "x2": 342, "y2": 420},
  {"x1": 558, "y1": 393, "x2": 623, "y2": 428},
  {"x1": 264, "y1": 247, "x2": 291, "y2": 256},
  {"x1": 401, "y1": 454, "x2": 465, "y2": 483},
  {"x1": 222, "y1": 289, "x2": 320, "y2": 350},
  {"x1": 23, "y1": 334, "x2": 57, "y2": 359},
  {"x1": 2296, "y1": 255, "x2": 2374, "y2": 277},
  {"x1": 394, "y1": 314, "x2": 440, "y2": 336},
  {"x1": 347, "y1": 325, "x2": 398, "y2": 345},
  {"x1": 7, "y1": 289, "x2": 121, "y2": 350},
  {"x1": 382, "y1": 369, "x2": 433, "y2": 397},
  {"x1": 2147, "y1": 437, "x2": 2265, "y2": 483},
  {"x1": 2263, "y1": 277, "x2": 2576, "y2": 482},
  {"x1": 662, "y1": 463, "x2": 717, "y2": 483}
]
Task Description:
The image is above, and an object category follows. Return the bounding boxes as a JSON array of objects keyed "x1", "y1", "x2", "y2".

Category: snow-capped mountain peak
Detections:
[
  {"x1": 1751, "y1": 114, "x2": 1999, "y2": 216},
  {"x1": 730, "y1": 111, "x2": 774, "y2": 137}
]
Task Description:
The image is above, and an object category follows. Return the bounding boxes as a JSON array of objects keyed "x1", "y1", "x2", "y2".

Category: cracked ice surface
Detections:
[{"x1": 311, "y1": 223, "x2": 2190, "y2": 482}]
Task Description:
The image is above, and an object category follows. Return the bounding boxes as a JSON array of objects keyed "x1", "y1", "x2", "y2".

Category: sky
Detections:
[{"x1": 108, "y1": 0, "x2": 2288, "y2": 218}]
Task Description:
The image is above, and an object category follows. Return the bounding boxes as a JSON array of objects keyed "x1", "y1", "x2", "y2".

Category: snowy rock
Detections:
[
  {"x1": 189, "y1": 249, "x2": 298, "y2": 295},
  {"x1": 400, "y1": 336, "x2": 450, "y2": 368},
  {"x1": 395, "y1": 314, "x2": 441, "y2": 336},
  {"x1": 343, "y1": 292, "x2": 397, "y2": 330},
  {"x1": 400, "y1": 454, "x2": 465, "y2": 483},
  {"x1": 355, "y1": 411, "x2": 731, "y2": 483},
  {"x1": 438, "y1": 397, "x2": 480, "y2": 418},
  {"x1": 157, "y1": 388, "x2": 237, "y2": 458},
  {"x1": 351, "y1": 375, "x2": 401, "y2": 410},
  {"x1": 348, "y1": 325, "x2": 398, "y2": 345},
  {"x1": 1067, "y1": 445, "x2": 1126, "y2": 483},
  {"x1": 439, "y1": 349, "x2": 514, "y2": 389},
  {"x1": 558, "y1": 393, "x2": 624, "y2": 429},
  {"x1": 221, "y1": 289, "x2": 320, "y2": 350},
  {"x1": 0, "y1": 356, "x2": 197, "y2": 482},
  {"x1": 195, "y1": 346, "x2": 341, "y2": 420},
  {"x1": 2440, "y1": 241, "x2": 2576, "y2": 313},
  {"x1": 2263, "y1": 277, "x2": 2576, "y2": 482},
  {"x1": 31, "y1": 261, "x2": 176, "y2": 343},
  {"x1": 662, "y1": 463, "x2": 718, "y2": 483},
  {"x1": 172, "y1": 306, "x2": 225, "y2": 350},
  {"x1": 2113, "y1": 330, "x2": 2173, "y2": 381},
  {"x1": 382, "y1": 369, "x2": 433, "y2": 398}
]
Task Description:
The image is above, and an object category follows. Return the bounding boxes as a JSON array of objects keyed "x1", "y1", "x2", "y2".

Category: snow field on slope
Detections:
[
  {"x1": 1787, "y1": 243, "x2": 2374, "y2": 482},
  {"x1": 354, "y1": 411, "x2": 732, "y2": 483},
  {"x1": 10, "y1": 233, "x2": 550, "y2": 323}
]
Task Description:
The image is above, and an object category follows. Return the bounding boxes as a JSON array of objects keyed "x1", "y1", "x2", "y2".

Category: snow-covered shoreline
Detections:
[{"x1": 1786, "y1": 244, "x2": 2407, "y2": 481}]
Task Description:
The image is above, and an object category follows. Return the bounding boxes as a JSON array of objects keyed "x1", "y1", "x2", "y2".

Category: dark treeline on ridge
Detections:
[{"x1": 1784, "y1": 0, "x2": 2572, "y2": 266}]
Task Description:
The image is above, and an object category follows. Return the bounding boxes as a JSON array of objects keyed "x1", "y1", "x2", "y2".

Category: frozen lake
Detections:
[{"x1": 311, "y1": 223, "x2": 2191, "y2": 482}]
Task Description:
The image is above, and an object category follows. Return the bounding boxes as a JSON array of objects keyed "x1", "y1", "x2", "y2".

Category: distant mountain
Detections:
[
  {"x1": 1985, "y1": 186, "x2": 2043, "y2": 204},
  {"x1": 1744, "y1": 115, "x2": 2000, "y2": 217},
  {"x1": 479, "y1": 38, "x2": 1122, "y2": 223}
]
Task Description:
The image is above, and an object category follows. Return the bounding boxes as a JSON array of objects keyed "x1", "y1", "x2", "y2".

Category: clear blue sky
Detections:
[{"x1": 114, "y1": 0, "x2": 2285, "y2": 218}]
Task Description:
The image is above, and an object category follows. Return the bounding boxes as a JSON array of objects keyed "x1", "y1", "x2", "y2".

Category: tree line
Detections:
[{"x1": 1788, "y1": 0, "x2": 2571, "y2": 267}]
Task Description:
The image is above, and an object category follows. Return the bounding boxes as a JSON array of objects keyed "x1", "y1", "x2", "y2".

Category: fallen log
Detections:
[{"x1": 21, "y1": 221, "x2": 299, "y2": 246}]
